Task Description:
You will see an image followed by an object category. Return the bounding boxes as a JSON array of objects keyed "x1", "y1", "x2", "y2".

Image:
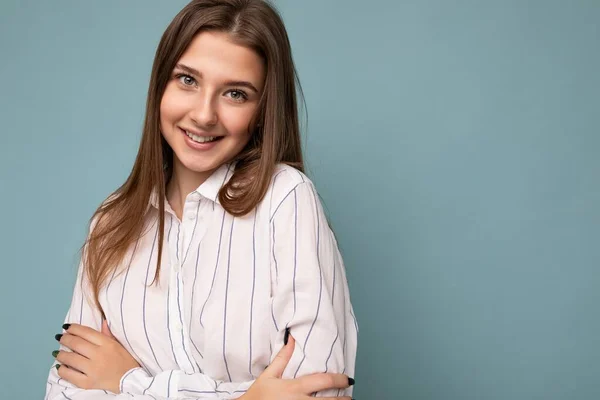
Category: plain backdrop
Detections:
[{"x1": 0, "y1": 1, "x2": 599, "y2": 399}]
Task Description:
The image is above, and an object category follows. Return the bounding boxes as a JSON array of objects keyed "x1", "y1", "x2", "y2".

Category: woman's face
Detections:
[{"x1": 160, "y1": 31, "x2": 265, "y2": 181}]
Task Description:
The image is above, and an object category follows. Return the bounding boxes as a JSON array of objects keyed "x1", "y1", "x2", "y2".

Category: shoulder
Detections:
[
  {"x1": 271, "y1": 163, "x2": 311, "y2": 191},
  {"x1": 264, "y1": 163, "x2": 318, "y2": 220}
]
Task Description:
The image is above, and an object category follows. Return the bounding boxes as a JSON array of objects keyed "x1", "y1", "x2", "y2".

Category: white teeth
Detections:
[{"x1": 185, "y1": 131, "x2": 217, "y2": 143}]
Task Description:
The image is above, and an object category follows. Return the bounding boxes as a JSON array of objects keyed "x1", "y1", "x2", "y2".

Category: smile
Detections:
[{"x1": 184, "y1": 130, "x2": 221, "y2": 143}]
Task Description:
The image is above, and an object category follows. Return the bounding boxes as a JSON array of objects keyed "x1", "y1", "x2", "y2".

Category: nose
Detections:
[{"x1": 189, "y1": 92, "x2": 218, "y2": 127}]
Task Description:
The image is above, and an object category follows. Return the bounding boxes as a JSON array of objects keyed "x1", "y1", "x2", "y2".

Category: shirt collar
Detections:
[
  {"x1": 149, "y1": 162, "x2": 235, "y2": 209},
  {"x1": 195, "y1": 161, "x2": 235, "y2": 204}
]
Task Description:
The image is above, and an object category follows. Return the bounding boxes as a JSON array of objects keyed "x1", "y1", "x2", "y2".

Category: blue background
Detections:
[{"x1": 1, "y1": 1, "x2": 599, "y2": 399}]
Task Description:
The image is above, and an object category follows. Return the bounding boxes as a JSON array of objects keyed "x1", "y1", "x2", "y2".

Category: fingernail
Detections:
[
  {"x1": 55, "y1": 334, "x2": 63, "y2": 342},
  {"x1": 52, "y1": 350, "x2": 59, "y2": 358},
  {"x1": 284, "y1": 328, "x2": 290, "y2": 345},
  {"x1": 55, "y1": 364, "x2": 61, "y2": 370},
  {"x1": 62, "y1": 323, "x2": 71, "y2": 331},
  {"x1": 348, "y1": 377, "x2": 355, "y2": 386}
]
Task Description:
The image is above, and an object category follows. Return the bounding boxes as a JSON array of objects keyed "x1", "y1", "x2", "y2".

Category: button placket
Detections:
[
  {"x1": 180, "y1": 197, "x2": 202, "y2": 264},
  {"x1": 165, "y1": 216, "x2": 184, "y2": 354},
  {"x1": 172, "y1": 194, "x2": 203, "y2": 373},
  {"x1": 170, "y1": 265, "x2": 188, "y2": 357},
  {"x1": 173, "y1": 266, "x2": 195, "y2": 375}
]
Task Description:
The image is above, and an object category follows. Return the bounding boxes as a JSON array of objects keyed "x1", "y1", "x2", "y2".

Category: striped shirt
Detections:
[{"x1": 45, "y1": 163, "x2": 358, "y2": 400}]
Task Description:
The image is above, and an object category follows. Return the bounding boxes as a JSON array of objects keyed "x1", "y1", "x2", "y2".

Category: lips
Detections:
[{"x1": 178, "y1": 127, "x2": 224, "y2": 151}]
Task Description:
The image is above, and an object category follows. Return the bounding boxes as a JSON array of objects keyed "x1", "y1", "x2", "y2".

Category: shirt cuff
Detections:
[{"x1": 119, "y1": 367, "x2": 150, "y2": 395}]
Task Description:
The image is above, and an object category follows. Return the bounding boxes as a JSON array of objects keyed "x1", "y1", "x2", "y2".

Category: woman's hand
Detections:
[
  {"x1": 242, "y1": 334, "x2": 354, "y2": 400},
  {"x1": 54, "y1": 321, "x2": 140, "y2": 394},
  {"x1": 53, "y1": 323, "x2": 354, "y2": 398}
]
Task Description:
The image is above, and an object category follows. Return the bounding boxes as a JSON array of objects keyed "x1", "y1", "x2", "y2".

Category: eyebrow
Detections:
[{"x1": 174, "y1": 63, "x2": 260, "y2": 93}]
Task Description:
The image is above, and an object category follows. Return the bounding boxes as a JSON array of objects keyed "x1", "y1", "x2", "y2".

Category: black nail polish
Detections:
[
  {"x1": 284, "y1": 328, "x2": 290, "y2": 345},
  {"x1": 55, "y1": 334, "x2": 63, "y2": 342},
  {"x1": 55, "y1": 364, "x2": 60, "y2": 370},
  {"x1": 62, "y1": 323, "x2": 71, "y2": 331},
  {"x1": 348, "y1": 377, "x2": 355, "y2": 386},
  {"x1": 52, "y1": 350, "x2": 59, "y2": 358}
]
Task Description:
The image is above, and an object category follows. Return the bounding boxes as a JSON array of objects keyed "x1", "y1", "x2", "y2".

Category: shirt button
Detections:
[
  {"x1": 190, "y1": 192, "x2": 201, "y2": 202},
  {"x1": 174, "y1": 321, "x2": 183, "y2": 332},
  {"x1": 186, "y1": 212, "x2": 196, "y2": 220},
  {"x1": 173, "y1": 263, "x2": 181, "y2": 272}
]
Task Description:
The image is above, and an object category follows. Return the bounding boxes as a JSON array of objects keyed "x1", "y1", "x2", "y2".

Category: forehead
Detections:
[{"x1": 176, "y1": 31, "x2": 265, "y2": 85}]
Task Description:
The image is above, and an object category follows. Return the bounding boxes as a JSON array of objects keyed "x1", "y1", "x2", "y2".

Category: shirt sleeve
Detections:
[
  {"x1": 45, "y1": 230, "x2": 254, "y2": 400},
  {"x1": 269, "y1": 180, "x2": 358, "y2": 397}
]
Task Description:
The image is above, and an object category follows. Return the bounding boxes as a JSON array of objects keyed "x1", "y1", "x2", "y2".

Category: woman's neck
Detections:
[{"x1": 166, "y1": 160, "x2": 214, "y2": 220}]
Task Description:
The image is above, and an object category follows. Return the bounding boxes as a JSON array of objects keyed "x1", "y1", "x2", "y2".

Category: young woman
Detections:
[{"x1": 44, "y1": 1, "x2": 358, "y2": 399}]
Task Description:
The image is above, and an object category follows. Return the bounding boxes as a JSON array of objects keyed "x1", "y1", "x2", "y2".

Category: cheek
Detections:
[
  {"x1": 221, "y1": 107, "x2": 257, "y2": 137},
  {"x1": 159, "y1": 92, "x2": 175, "y2": 125},
  {"x1": 160, "y1": 86, "x2": 187, "y2": 126},
  {"x1": 159, "y1": 93, "x2": 182, "y2": 148}
]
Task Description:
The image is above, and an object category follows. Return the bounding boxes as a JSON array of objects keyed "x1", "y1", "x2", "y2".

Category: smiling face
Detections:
[{"x1": 160, "y1": 30, "x2": 266, "y2": 184}]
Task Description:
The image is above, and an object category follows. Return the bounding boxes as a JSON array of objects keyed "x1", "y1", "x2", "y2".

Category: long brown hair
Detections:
[{"x1": 83, "y1": 0, "x2": 305, "y2": 313}]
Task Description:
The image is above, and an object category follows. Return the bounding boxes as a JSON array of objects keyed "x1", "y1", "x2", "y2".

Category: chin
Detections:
[{"x1": 181, "y1": 158, "x2": 222, "y2": 174}]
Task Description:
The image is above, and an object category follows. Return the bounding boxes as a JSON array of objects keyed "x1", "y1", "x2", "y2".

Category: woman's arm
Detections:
[
  {"x1": 45, "y1": 238, "x2": 254, "y2": 400},
  {"x1": 46, "y1": 225, "x2": 353, "y2": 400},
  {"x1": 269, "y1": 179, "x2": 359, "y2": 397},
  {"x1": 47, "y1": 323, "x2": 352, "y2": 400}
]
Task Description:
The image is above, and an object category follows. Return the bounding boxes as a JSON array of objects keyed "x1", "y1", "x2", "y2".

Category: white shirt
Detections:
[{"x1": 45, "y1": 163, "x2": 358, "y2": 400}]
